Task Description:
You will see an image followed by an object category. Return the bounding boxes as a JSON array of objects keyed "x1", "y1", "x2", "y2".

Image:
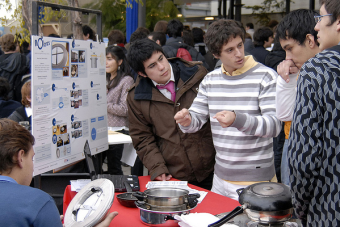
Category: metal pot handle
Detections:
[
  {"x1": 187, "y1": 193, "x2": 200, "y2": 208},
  {"x1": 132, "y1": 191, "x2": 145, "y2": 201},
  {"x1": 236, "y1": 188, "x2": 244, "y2": 196},
  {"x1": 208, "y1": 204, "x2": 247, "y2": 227}
]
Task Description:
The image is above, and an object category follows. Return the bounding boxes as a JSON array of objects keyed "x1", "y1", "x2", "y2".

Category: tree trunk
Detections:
[
  {"x1": 67, "y1": 0, "x2": 83, "y2": 40},
  {"x1": 22, "y1": 0, "x2": 33, "y2": 35}
]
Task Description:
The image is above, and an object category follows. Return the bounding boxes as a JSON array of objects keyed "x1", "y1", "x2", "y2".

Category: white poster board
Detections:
[{"x1": 31, "y1": 36, "x2": 108, "y2": 176}]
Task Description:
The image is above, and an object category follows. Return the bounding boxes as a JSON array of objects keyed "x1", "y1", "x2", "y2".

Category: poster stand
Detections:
[{"x1": 31, "y1": 2, "x2": 105, "y2": 212}]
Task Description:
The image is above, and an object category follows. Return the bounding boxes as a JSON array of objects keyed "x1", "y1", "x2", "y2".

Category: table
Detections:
[
  {"x1": 107, "y1": 132, "x2": 136, "y2": 166},
  {"x1": 63, "y1": 176, "x2": 240, "y2": 227}
]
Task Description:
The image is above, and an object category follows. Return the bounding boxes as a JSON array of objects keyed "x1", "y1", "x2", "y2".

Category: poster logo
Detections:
[{"x1": 35, "y1": 37, "x2": 50, "y2": 50}]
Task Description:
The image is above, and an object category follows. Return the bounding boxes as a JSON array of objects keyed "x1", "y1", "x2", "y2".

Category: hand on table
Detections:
[
  {"x1": 95, "y1": 212, "x2": 119, "y2": 227},
  {"x1": 213, "y1": 111, "x2": 236, "y2": 128},
  {"x1": 174, "y1": 108, "x2": 192, "y2": 127},
  {"x1": 277, "y1": 60, "x2": 299, "y2": 83},
  {"x1": 155, "y1": 173, "x2": 172, "y2": 181}
]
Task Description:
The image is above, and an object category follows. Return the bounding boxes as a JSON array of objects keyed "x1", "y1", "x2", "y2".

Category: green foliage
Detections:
[
  {"x1": 84, "y1": 0, "x2": 131, "y2": 36},
  {"x1": 0, "y1": 0, "x2": 68, "y2": 45},
  {"x1": 0, "y1": 0, "x2": 30, "y2": 44},
  {"x1": 41, "y1": 0, "x2": 69, "y2": 24},
  {"x1": 85, "y1": 0, "x2": 181, "y2": 37},
  {"x1": 146, "y1": 0, "x2": 181, "y2": 31},
  {"x1": 244, "y1": 0, "x2": 287, "y2": 26}
]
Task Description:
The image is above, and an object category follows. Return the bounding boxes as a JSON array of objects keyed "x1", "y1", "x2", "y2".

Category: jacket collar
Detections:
[
  {"x1": 166, "y1": 37, "x2": 184, "y2": 45},
  {"x1": 133, "y1": 58, "x2": 199, "y2": 100}
]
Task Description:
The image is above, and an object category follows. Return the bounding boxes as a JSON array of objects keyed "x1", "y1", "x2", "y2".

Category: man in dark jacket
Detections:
[
  {"x1": 249, "y1": 27, "x2": 274, "y2": 65},
  {"x1": 0, "y1": 34, "x2": 29, "y2": 102},
  {"x1": 0, "y1": 77, "x2": 21, "y2": 118},
  {"x1": 127, "y1": 39, "x2": 215, "y2": 190},
  {"x1": 162, "y1": 19, "x2": 209, "y2": 70}
]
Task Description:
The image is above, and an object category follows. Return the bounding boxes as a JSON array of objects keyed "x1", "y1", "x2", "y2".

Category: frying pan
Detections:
[{"x1": 116, "y1": 181, "x2": 138, "y2": 208}]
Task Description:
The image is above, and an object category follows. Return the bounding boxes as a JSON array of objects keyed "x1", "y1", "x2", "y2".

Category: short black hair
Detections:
[
  {"x1": 205, "y1": 19, "x2": 245, "y2": 56},
  {"x1": 182, "y1": 30, "x2": 194, "y2": 47},
  {"x1": 48, "y1": 33, "x2": 60, "y2": 38},
  {"x1": 127, "y1": 38, "x2": 165, "y2": 75},
  {"x1": 275, "y1": 9, "x2": 319, "y2": 45},
  {"x1": 192, "y1": 27, "x2": 204, "y2": 43},
  {"x1": 253, "y1": 27, "x2": 273, "y2": 47},
  {"x1": 166, "y1": 19, "x2": 183, "y2": 38},
  {"x1": 82, "y1": 25, "x2": 95, "y2": 40},
  {"x1": 320, "y1": 0, "x2": 340, "y2": 26},
  {"x1": 129, "y1": 27, "x2": 150, "y2": 43},
  {"x1": 0, "y1": 77, "x2": 10, "y2": 100},
  {"x1": 108, "y1": 30, "x2": 126, "y2": 45},
  {"x1": 148, "y1": 32, "x2": 166, "y2": 46},
  {"x1": 246, "y1": 23, "x2": 254, "y2": 29}
]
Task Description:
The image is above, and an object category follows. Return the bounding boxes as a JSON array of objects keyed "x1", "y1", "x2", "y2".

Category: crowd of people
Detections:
[{"x1": 1, "y1": 0, "x2": 340, "y2": 226}]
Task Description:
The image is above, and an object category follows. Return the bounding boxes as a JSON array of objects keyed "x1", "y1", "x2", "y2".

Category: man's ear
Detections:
[
  {"x1": 306, "y1": 34, "x2": 317, "y2": 48},
  {"x1": 138, "y1": 72, "x2": 147, "y2": 78},
  {"x1": 336, "y1": 17, "x2": 340, "y2": 32},
  {"x1": 156, "y1": 40, "x2": 161, "y2": 46},
  {"x1": 212, "y1": 53, "x2": 220, "y2": 59},
  {"x1": 16, "y1": 150, "x2": 25, "y2": 169}
]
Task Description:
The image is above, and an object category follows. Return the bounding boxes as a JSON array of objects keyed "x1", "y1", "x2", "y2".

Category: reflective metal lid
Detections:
[{"x1": 64, "y1": 179, "x2": 115, "y2": 227}]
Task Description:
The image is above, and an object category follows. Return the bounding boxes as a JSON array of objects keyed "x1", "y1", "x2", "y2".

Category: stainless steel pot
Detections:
[
  {"x1": 134, "y1": 188, "x2": 200, "y2": 207},
  {"x1": 208, "y1": 182, "x2": 293, "y2": 227},
  {"x1": 136, "y1": 201, "x2": 197, "y2": 226}
]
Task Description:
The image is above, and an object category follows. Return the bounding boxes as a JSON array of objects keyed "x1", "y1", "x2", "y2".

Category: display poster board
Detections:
[{"x1": 31, "y1": 35, "x2": 108, "y2": 176}]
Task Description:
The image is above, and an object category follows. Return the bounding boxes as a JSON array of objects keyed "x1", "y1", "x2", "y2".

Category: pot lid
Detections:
[
  {"x1": 64, "y1": 179, "x2": 114, "y2": 227},
  {"x1": 238, "y1": 182, "x2": 293, "y2": 212},
  {"x1": 251, "y1": 183, "x2": 284, "y2": 196}
]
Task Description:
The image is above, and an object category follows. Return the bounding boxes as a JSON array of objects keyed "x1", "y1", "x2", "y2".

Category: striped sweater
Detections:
[{"x1": 180, "y1": 58, "x2": 281, "y2": 182}]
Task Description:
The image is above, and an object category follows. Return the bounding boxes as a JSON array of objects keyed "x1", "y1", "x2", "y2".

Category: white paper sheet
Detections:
[{"x1": 70, "y1": 179, "x2": 91, "y2": 192}]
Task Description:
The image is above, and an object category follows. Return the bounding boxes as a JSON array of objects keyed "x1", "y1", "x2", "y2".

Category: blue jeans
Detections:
[{"x1": 280, "y1": 139, "x2": 290, "y2": 186}]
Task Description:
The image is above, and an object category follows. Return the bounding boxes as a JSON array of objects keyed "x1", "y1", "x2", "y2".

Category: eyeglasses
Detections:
[{"x1": 314, "y1": 14, "x2": 332, "y2": 23}]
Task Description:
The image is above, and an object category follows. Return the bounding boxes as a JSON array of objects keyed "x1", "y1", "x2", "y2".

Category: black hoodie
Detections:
[{"x1": 0, "y1": 52, "x2": 28, "y2": 101}]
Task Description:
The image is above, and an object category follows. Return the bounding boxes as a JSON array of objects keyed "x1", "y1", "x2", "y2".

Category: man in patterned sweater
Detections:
[
  {"x1": 175, "y1": 19, "x2": 281, "y2": 200},
  {"x1": 287, "y1": 0, "x2": 340, "y2": 226}
]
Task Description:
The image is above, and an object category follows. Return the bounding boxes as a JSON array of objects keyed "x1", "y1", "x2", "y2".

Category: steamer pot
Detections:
[
  {"x1": 135, "y1": 201, "x2": 197, "y2": 226},
  {"x1": 133, "y1": 188, "x2": 200, "y2": 207}
]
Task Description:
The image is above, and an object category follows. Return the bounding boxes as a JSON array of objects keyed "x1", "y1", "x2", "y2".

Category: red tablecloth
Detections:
[{"x1": 63, "y1": 176, "x2": 240, "y2": 227}]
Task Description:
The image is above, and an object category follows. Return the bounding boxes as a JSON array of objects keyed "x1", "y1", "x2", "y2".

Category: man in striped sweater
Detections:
[{"x1": 175, "y1": 19, "x2": 281, "y2": 200}]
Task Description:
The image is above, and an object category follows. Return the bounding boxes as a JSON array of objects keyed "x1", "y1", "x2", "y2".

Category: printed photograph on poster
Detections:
[
  {"x1": 71, "y1": 50, "x2": 78, "y2": 63},
  {"x1": 63, "y1": 67, "x2": 69, "y2": 77},
  {"x1": 71, "y1": 121, "x2": 82, "y2": 129},
  {"x1": 90, "y1": 54, "x2": 98, "y2": 68},
  {"x1": 74, "y1": 100, "x2": 79, "y2": 109},
  {"x1": 71, "y1": 65, "x2": 78, "y2": 77},
  {"x1": 57, "y1": 136, "x2": 63, "y2": 147},
  {"x1": 56, "y1": 148, "x2": 60, "y2": 158},
  {"x1": 52, "y1": 41, "x2": 69, "y2": 69},
  {"x1": 79, "y1": 50, "x2": 86, "y2": 63}
]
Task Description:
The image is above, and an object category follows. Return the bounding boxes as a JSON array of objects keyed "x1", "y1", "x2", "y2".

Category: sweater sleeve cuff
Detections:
[{"x1": 230, "y1": 111, "x2": 247, "y2": 129}]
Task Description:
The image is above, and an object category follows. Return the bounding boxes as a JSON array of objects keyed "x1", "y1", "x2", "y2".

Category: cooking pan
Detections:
[
  {"x1": 208, "y1": 182, "x2": 293, "y2": 227},
  {"x1": 116, "y1": 181, "x2": 138, "y2": 208},
  {"x1": 133, "y1": 187, "x2": 200, "y2": 207}
]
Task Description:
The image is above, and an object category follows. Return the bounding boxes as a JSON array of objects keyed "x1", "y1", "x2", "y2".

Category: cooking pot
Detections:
[
  {"x1": 208, "y1": 182, "x2": 293, "y2": 227},
  {"x1": 135, "y1": 199, "x2": 197, "y2": 226},
  {"x1": 133, "y1": 188, "x2": 200, "y2": 208}
]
